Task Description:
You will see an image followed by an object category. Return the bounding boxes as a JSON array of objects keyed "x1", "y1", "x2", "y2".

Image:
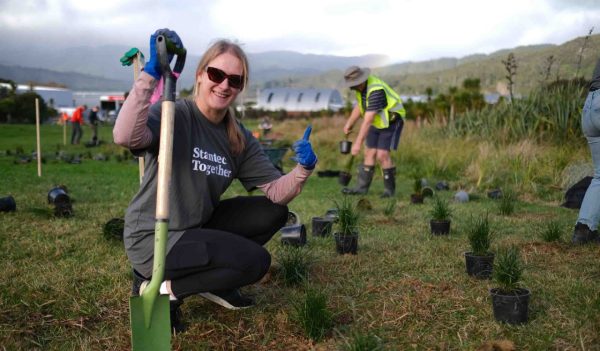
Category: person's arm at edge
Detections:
[
  {"x1": 353, "y1": 110, "x2": 376, "y2": 149},
  {"x1": 343, "y1": 104, "x2": 362, "y2": 135},
  {"x1": 112, "y1": 72, "x2": 158, "y2": 149},
  {"x1": 257, "y1": 164, "x2": 313, "y2": 205}
]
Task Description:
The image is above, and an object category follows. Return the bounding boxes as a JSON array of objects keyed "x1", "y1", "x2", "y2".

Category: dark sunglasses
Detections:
[{"x1": 206, "y1": 67, "x2": 245, "y2": 90}]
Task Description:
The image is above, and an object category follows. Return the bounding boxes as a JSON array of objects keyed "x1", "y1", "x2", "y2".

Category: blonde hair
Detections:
[{"x1": 193, "y1": 39, "x2": 248, "y2": 155}]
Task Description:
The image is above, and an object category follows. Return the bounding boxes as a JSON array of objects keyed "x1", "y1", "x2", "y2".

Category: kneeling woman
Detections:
[{"x1": 113, "y1": 29, "x2": 317, "y2": 332}]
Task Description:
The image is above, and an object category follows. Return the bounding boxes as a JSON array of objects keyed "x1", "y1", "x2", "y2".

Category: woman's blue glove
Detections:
[
  {"x1": 292, "y1": 126, "x2": 318, "y2": 170},
  {"x1": 143, "y1": 28, "x2": 183, "y2": 80}
]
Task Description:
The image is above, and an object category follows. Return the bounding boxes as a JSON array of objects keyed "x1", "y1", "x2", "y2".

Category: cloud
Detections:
[{"x1": 0, "y1": 0, "x2": 598, "y2": 63}]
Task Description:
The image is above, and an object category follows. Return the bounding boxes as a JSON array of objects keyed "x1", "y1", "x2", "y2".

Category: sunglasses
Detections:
[{"x1": 206, "y1": 66, "x2": 245, "y2": 90}]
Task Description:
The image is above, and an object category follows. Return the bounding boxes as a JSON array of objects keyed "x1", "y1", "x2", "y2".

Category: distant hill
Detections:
[
  {"x1": 0, "y1": 34, "x2": 598, "y2": 97},
  {"x1": 0, "y1": 45, "x2": 387, "y2": 92}
]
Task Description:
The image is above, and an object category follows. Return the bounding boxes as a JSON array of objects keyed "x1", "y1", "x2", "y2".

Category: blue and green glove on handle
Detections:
[
  {"x1": 292, "y1": 126, "x2": 318, "y2": 170},
  {"x1": 143, "y1": 28, "x2": 184, "y2": 80}
]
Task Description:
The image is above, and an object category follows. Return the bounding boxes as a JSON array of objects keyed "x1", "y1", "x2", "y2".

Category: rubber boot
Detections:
[
  {"x1": 572, "y1": 222, "x2": 598, "y2": 245},
  {"x1": 381, "y1": 167, "x2": 396, "y2": 198},
  {"x1": 342, "y1": 165, "x2": 374, "y2": 195}
]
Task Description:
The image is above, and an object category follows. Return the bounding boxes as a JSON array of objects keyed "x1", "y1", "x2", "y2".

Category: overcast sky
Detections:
[{"x1": 1, "y1": 0, "x2": 599, "y2": 64}]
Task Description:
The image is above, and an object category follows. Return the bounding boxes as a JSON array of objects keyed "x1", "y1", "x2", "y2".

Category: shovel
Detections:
[{"x1": 129, "y1": 34, "x2": 186, "y2": 351}]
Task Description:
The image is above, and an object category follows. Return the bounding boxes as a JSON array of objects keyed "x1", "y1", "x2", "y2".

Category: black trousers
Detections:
[{"x1": 164, "y1": 196, "x2": 288, "y2": 298}]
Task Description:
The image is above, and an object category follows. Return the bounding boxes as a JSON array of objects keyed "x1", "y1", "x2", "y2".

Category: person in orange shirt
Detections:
[{"x1": 71, "y1": 105, "x2": 85, "y2": 144}]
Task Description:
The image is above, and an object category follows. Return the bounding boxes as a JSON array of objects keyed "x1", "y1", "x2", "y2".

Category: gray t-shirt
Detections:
[{"x1": 124, "y1": 99, "x2": 281, "y2": 277}]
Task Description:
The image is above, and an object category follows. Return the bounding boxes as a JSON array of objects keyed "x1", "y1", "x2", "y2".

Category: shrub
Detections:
[
  {"x1": 276, "y1": 246, "x2": 313, "y2": 286},
  {"x1": 540, "y1": 220, "x2": 563, "y2": 242},
  {"x1": 429, "y1": 196, "x2": 452, "y2": 221},
  {"x1": 498, "y1": 189, "x2": 516, "y2": 215},
  {"x1": 293, "y1": 288, "x2": 333, "y2": 342},
  {"x1": 335, "y1": 196, "x2": 359, "y2": 235},
  {"x1": 468, "y1": 214, "x2": 492, "y2": 256},
  {"x1": 493, "y1": 246, "x2": 524, "y2": 293}
]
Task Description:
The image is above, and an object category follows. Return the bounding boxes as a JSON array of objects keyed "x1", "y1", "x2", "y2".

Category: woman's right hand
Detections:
[{"x1": 143, "y1": 28, "x2": 183, "y2": 80}]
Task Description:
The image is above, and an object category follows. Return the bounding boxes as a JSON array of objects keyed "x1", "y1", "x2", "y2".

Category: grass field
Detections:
[{"x1": 0, "y1": 119, "x2": 599, "y2": 350}]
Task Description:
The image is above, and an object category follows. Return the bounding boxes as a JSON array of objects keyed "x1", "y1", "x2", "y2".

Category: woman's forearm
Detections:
[
  {"x1": 112, "y1": 72, "x2": 157, "y2": 149},
  {"x1": 257, "y1": 165, "x2": 313, "y2": 205}
]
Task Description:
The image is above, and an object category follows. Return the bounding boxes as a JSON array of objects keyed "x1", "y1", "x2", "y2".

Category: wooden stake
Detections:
[
  {"x1": 133, "y1": 51, "x2": 145, "y2": 184},
  {"x1": 35, "y1": 98, "x2": 42, "y2": 177},
  {"x1": 63, "y1": 115, "x2": 67, "y2": 145}
]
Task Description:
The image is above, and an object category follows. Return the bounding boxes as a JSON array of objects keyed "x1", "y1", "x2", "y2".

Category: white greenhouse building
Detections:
[{"x1": 255, "y1": 88, "x2": 343, "y2": 112}]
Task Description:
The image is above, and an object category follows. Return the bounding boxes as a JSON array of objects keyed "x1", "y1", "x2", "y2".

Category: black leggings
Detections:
[{"x1": 165, "y1": 196, "x2": 288, "y2": 298}]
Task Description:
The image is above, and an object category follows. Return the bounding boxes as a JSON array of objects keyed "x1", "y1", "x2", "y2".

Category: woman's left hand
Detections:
[{"x1": 292, "y1": 126, "x2": 317, "y2": 170}]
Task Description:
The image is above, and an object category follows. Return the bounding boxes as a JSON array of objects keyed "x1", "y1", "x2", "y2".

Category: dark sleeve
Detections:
[
  {"x1": 235, "y1": 126, "x2": 283, "y2": 191},
  {"x1": 366, "y1": 89, "x2": 387, "y2": 111}
]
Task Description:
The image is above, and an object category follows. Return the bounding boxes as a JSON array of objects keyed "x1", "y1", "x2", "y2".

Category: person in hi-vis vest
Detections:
[{"x1": 341, "y1": 66, "x2": 406, "y2": 198}]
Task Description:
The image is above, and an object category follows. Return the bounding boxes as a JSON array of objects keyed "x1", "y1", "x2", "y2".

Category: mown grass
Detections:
[{"x1": 0, "y1": 120, "x2": 599, "y2": 350}]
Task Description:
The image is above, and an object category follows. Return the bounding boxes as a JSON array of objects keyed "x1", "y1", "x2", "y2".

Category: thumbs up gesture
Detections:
[{"x1": 292, "y1": 125, "x2": 318, "y2": 170}]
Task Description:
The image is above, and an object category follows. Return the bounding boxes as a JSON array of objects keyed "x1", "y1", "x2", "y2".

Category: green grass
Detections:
[{"x1": 0, "y1": 121, "x2": 598, "y2": 350}]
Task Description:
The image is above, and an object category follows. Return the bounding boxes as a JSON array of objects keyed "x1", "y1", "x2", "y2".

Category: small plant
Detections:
[
  {"x1": 276, "y1": 246, "x2": 313, "y2": 286},
  {"x1": 468, "y1": 214, "x2": 492, "y2": 255},
  {"x1": 493, "y1": 246, "x2": 524, "y2": 294},
  {"x1": 335, "y1": 196, "x2": 359, "y2": 236},
  {"x1": 429, "y1": 196, "x2": 452, "y2": 221},
  {"x1": 413, "y1": 177, "x2": 423, "y2": 196},
  {"x1": 540, "y1": 220, "x2": 563, "y2": 242},
  {"x1": 344, "y1": 331, "x2": 384, "y2": 351},
  {"x1": 293, "y1": 288, "x2": 333, "y2": 342},
  {"x1": 383, "y1": 198, "x2": 396, "y2": 218},
  {"x1": 498, "y1": 189, "x2": 516, "y2": 215}
]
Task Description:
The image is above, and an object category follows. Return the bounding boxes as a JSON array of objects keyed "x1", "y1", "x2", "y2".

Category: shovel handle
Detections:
[{"x1": 156, "y1": 34, "x2": 187, "y2": 102}]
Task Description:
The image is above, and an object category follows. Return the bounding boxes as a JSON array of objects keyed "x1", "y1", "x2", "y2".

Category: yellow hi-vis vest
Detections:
[{"x1": 355, "y1": 75, "x2": 406, "y2": 129}]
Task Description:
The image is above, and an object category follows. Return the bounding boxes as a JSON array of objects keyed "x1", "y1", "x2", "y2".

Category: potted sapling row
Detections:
[
  {"x1": 465, "y1": 214, "x2": 494, "y2": 279},
  {"x1": 428, "y1": 196, "x2": 452, "y2": 235},
  {"x1": 489, "y1": 246, "x2": 530, "y2": 325},
  {"x1": 333, "y1": 196, "x2": 360, "y2": 255}
]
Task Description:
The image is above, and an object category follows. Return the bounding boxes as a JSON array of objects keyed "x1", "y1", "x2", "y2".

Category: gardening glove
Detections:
[
  {"x1": 292, "y1": 125, "x2": 318, "y2": 170},
  {"x1": 143, "y1": 28, "x2": 184, "y2": 80},
  {"x1": 119, "y1": 48, "x2": 145, "y2": 66}
]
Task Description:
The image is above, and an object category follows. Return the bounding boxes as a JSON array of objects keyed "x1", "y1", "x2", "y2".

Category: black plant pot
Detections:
[
  {"x1": 0, "y1": 195, "x2": 16, "y2": 212},
  {"x1": 490, "y1": 288, "x2": 530, "y2": 325},
  {"x1": 311, "y1": 216, "x2": 333, "y2": 237},
  {"x1": 430, "y1": 219, "x2": 451, "y2": 235},
  {"x1": 464, "y1": 252, "x2": 495, "y2": 279},
  {"x1": 338, "y1": 171, "x2": 352, "y2": 186},
  {"x1": 48, "y1": 186, "x2": 73, "y2": 217},
  {"x1": 324, "y1": 208, "x2": 339, "y2": 222},
  {"x1": 280, "y1": 224, "x2": 307, "y2": 247},
  {"x1": 334, "y1": 232, "x2": 358, "y2": 255},
  {"x1": 339, "y1": 140, "x2": 352, "y2": 154},
  {"x1": 410, "y1": 194, "x2": 423, "y2": 204}
]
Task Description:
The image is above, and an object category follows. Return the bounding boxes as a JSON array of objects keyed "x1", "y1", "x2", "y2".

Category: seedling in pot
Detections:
[
  {"x1": 410, "y1": 177, "x2": 424, "y2": 204},
  {"x1": 292, "y1": 288, "x2": 333, "y2": 342},
  {"x1": 428, "y1": 196, "x2": 452, "y2": 235},
  {"x1": 490, "y1": 246, "x2": 530, "y2": 325},
  {"x1": 333, "y1": 196, "x2": 360, "y2": 254},
  {"x1": 465, "y1": 214, "x2": 494, "y2": 279}
]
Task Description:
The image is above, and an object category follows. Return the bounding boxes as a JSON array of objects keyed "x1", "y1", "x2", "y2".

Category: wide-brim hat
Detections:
[{"x1": 343, "y1": 66, "x2": 370, "y2": 88}]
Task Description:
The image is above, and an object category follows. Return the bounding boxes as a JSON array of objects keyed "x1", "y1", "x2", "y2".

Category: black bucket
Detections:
[
  {"x1": 339, "y1": 140, "x2": 352, "y2": 154},
  {"x1": 281, "y1": 224, "x2": 307, "y2": 247},
  {"x1": 47, "y1": 186, "x2": 72, "y2": 217},
  {"x1": 464, "y1": 252, "x2": 494, "y2": 279},
  {"x1": 334, "y1": 232, "x2": 358, "y2": 254},
  {"x1": 0, "y1": 196, "x2": 16, "y2": 212},
  {"x1": 311, "y1": 217, "x2": 333, "y2": 237},
  {"x1": 490, "y1": 288, "x2": 530, "y2": 325},
  {"x1": 430, "y1": 220, "x2": 451, "y2": 235},
  {"x1": 338, "y1": 171, "x2": 352, "y2": 186}
]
